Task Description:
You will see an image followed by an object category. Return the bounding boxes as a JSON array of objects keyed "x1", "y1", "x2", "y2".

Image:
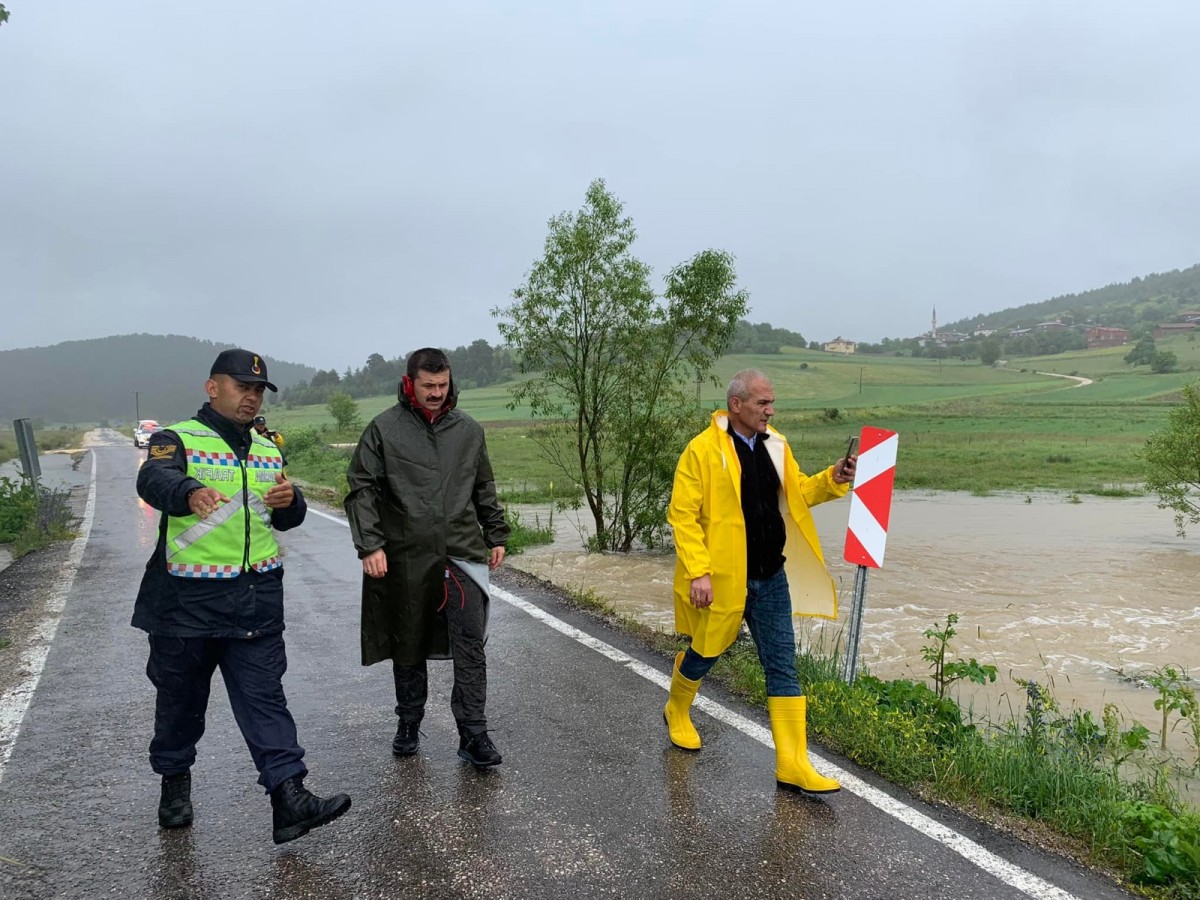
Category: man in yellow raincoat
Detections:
[{"x1": 665, "y1": 369, "x2": 855, "y2": 794}]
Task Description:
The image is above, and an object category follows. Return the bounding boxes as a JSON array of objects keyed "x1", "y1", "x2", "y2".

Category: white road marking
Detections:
[
  {"x1": 306, "y1": 507, "x2": 348, "y2": 525},
  {"x1": 319, "y1": 511, "x2": 1083, "y2": 900},
  {"x1": 489, "y1": 585, "x2": 1082, "y2": 900},
  {"x1": 0, "y1": 451, "x2": 97, "y2": 788}
]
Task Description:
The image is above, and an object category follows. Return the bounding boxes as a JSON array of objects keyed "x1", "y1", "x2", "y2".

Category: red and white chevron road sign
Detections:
[{"x1": 843, "y1": 426, "x2": 898, "y2": 568}]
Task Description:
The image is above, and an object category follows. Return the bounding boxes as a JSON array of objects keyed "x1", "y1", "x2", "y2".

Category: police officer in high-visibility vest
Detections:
[{"x1": 134, "y1": 348, "x2": 350, "y2": 844}]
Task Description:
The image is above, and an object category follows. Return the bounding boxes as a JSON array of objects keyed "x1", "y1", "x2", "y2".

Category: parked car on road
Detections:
[{"x1": 134, "y1": 420, "x2": 162, "y2": 449}]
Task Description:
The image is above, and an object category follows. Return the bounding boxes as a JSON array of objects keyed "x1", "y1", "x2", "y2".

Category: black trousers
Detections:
[
  {"x1": 392, "y1": 563, "x2": 488, "y2": 736},
  {"x1": 146, "y1": 633, "x2": 307, "y2": 793}
]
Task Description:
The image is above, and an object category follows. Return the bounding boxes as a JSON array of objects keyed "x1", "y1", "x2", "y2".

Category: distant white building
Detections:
[{"x1": 824, "y1": 337, "x2": 857, "y2": 354}]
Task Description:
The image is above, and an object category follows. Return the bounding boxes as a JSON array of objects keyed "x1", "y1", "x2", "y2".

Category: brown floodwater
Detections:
[{"x1": 510, "y1": 492, "x2": 1200, "y2": 761}]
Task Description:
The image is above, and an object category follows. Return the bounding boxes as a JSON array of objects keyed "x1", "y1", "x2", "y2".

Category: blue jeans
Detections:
[{"x1": 678, "y1": 567, "x2": 801, "y2": 697}]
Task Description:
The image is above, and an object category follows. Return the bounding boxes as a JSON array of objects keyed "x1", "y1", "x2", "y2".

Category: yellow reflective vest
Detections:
[
  {"x1": 667, "y1": 411, "x2": 848, "y2": 657},
  {"x1": 164, "y1": 420, "x2": 283, "y2": 578}
]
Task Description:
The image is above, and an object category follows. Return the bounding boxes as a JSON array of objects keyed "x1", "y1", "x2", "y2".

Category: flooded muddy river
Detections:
[{"x1": 510, "y1": 492, "x2": 1200, "y2": 757}]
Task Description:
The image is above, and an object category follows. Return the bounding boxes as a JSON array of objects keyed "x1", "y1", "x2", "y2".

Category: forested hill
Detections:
[
  {"x1": 0, "y1": 334, "x2": 315, "y2": 425},
  {"x1": 941, "y1": 263, "x2": 1200, "y2": 333}
]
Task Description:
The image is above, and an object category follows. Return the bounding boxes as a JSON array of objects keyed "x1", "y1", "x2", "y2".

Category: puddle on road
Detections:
[{"x1": 510, "y1": 492, "x2": 1200, "y2": 760}]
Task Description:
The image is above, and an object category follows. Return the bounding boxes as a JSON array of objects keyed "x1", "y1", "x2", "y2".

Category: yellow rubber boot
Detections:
[
  {"x1": 767, "y1": 695, "x2": 840, "y2": 794},
  {"x1": 663, "y1": 652, "x2": 702, "y2": 750}
]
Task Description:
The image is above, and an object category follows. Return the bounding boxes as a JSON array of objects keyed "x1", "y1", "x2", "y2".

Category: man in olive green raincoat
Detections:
[{"x1": 345, "y1": 348, "x2": 509, "y2": 768}]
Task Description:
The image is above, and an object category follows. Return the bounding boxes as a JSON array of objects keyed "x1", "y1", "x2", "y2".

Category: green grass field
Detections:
[
  {"x1": 259, "y1": 336, "x2": 1200, "y2": 497},
  {"x1": 0, "y1": 428, "x2": 87, "y2": 468}
]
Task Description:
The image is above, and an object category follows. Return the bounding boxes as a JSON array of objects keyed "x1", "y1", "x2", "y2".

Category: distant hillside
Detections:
[
  {"x1": 941, "y1": 263, "x2": 1200, "y2": 334},
  {"x1": 0, "y1": 334, "x2": 316, "y2": 424}
]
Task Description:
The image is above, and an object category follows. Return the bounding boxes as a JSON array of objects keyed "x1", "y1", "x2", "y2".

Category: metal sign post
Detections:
[
  {"x1": 841, "y1": 563, "x2": 870, "y2": 683},
  {"x1": 840, "y1": 427, "x2": 898, "y2": 684},
  {"x1": 13, "y1": 417, "x2": 41, "y2": 489}
]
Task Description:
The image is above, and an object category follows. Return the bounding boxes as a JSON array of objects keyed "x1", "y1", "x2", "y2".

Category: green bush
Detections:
[
  {"x1": 0, "y1": 476, "x2": 37, "y2": 542},
  {"x1": 504, "y1": 508, "x2": 555, "y2": 554},
  {"x1": 690, "y1": 609, "x2": 1200, "y2": 894},
  {"x1": 0, "y1": 477, "x2": 73, "y2": 555},
  {"x1": 1122, "y1": 802, "x2": 1200, "y2": 887},
  {"x1": 287, "y1": 444, "x2": 351, "y2": 501},
  {"x1": 281, "y1": 426, "x2": 322, "y2": 456}
]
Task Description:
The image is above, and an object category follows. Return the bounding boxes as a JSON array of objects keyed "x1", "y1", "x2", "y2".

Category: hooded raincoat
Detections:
[
  {"x1": 344, "y1": 379, "x2": 509, "y2": 667},
  {"x1": 667, "y1": 410, "x2": 848, "y2": 658}
]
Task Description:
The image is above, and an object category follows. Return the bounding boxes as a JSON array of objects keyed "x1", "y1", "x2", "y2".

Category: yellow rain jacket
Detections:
[{"x1": 668, "y1": 411, "x2": 849, "y2": 657}]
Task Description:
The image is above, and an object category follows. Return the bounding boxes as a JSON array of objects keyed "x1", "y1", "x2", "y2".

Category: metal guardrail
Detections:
[{"x1": 13, "y1": 417, "x2": 41, "y2": 489}]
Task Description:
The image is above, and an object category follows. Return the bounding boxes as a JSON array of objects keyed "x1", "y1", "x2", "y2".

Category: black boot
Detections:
[
  {"x1": 158, "y1": 772, "x2": 193, "y2": 828},
  {"x1": 392, "y1": 719, "x2": 421, "y2": 756},
  {"x1": 457, "y1": 730, "x2": 502, "y2": 768},
  {"x1": 270, "y1": 775, "x2": 351, "y2": 845}
]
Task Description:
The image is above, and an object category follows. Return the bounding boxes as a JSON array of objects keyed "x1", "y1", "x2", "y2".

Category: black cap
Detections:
[
  {"x1": 253, "y1": 416, "x2": 266, "y2": 425},
  {"x1": 209, "y1": 349, "x2": 278, "y2": 392}
]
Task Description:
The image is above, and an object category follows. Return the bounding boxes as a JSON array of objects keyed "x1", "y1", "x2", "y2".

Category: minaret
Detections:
[{"x1": 932, "y1": 306, "x2": 938, "y2": 341}]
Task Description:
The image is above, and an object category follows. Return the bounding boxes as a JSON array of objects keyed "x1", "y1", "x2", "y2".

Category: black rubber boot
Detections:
[
  {"x1": 158, "y1": 772, "x2": 193, "y2": 829},
  {"x1": 270, "y1": 776, "x2": 351, "y2": 845},
  {"x1": 457, "y1": 730, "x2": 502, "y2": 768},
  {"x1": 392, "y1": 719, "x2": 421, "y2": 756}
]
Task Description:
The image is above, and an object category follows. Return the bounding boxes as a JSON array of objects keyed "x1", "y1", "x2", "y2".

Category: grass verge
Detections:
[
  {"x1": 0, "y1": 476, "x2": 75, "y2": 558},
  {"x1": 505, "y1": 508, "x2": 555, "y2": 555},
  {"x1": 535, "y1": 579, "x2": 1200, "y2": 898}
]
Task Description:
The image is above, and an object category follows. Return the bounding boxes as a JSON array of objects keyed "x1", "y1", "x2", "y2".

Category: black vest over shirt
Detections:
[{"x1": 729, "y1": 425, "x2": 786, "y2": 579}]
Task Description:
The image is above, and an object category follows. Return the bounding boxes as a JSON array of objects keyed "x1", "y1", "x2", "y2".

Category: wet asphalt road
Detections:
[{"x1": 0, "y1": 437, "x2": 1138, "y2": 899}]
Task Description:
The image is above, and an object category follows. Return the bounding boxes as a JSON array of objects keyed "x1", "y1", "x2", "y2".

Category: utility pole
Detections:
[
  {"x1": 859, "y1": 367, "x2": 863, "y2": 394},
  {"x1": 134, "y1": 391, "x2": 140, "y2": 423}
]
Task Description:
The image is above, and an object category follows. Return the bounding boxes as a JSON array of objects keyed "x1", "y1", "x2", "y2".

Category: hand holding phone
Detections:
[{"x1": 837, "y1": 435, "x2": 859, "y2": 484}]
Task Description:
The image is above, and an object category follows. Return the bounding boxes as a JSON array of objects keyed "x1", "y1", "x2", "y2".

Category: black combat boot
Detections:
[
  {"x1": 158, "y1": 771, "x2": 193, "y2": 828},
  {"x1": 457, "y1": 729, "x2": 502, "y2": 768},
  {"x1": 392, "y1": 719, "x2": 421, "y2": 756},
  {"x1": 269, "y1": 776, "x2": 351, "y2": 845}
]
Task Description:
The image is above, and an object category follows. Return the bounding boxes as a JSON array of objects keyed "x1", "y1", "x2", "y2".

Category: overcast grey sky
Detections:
[{"x1": 2, "y1": 1, "x2": 1199, "y2": 371}]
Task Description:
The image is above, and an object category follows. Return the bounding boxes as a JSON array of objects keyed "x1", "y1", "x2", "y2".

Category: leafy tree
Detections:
[
  {"x1": 459, "y1": 338, "x2": 500, "y2": 388},
  {"x1": 1001, "y1": 330, "x2": 1086, "y2": 357},
  {"x1": 364, "y1": 352, "x2": 397, "y2": 382},
  {"x1": 1150, "y1": 350, "x2": 1178, "y2": 374},
  {"x1": 0, "y1": 5, "x2": 9, "y2": 27},
  {"x1": 726, "y1": 320, "x2": 805, "y2": 354},
  {"x1": 1124, "y1": 337, "x2": 1157, "y2": 366},
  {"x1": 1142, "y1": 382, "x2": 1200, "y2": 536},
  {"x1": 326, "y1": 392, "x2": 361, "y2": 432},
  {"x1": 311, "y1": 368, "x2": 342, "y2": 388},
  {"x1": 495, "y1": 179, "x2": 748, "y2": 551},
  {"x1": 979, "y1": 339, "x2": 1002, "y2": 366},
  {"x1": 280, "y1": 340, "x2": 516, "y2": 407}
]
